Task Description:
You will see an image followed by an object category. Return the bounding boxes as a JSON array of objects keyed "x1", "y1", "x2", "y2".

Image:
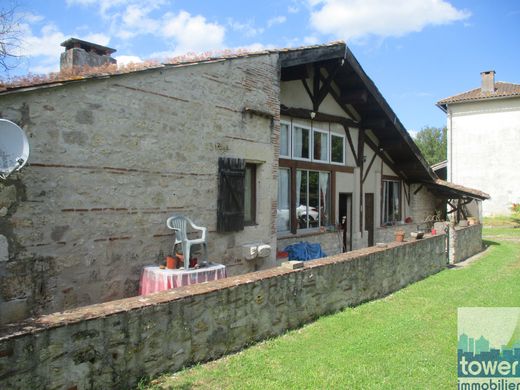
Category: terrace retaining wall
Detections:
[
  {"x1": 448, "y1": 223, "x2": 483, "y2": 264},
  {"x1": 0, "y1": 235, "x2": 446, "y2": 389}
]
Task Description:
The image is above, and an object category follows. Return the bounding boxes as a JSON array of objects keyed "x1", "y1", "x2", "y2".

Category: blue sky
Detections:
[{"x1": 4, "y1": 0, "x2": 520, "y2": 132}]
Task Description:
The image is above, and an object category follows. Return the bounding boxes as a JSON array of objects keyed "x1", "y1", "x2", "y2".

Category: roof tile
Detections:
[{"x1": 438, "y1": 82, "x2": 520, "y2": 105}]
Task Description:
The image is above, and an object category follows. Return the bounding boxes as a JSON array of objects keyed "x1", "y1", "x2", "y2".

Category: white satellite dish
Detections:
[{"x1": 0, "y1": 119, "x2": 30, "y2": 179}]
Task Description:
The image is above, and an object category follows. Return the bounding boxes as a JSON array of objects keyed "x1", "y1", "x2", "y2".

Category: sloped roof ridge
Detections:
[
  {"x1": 437, "y1": 81, "x2": 520, "y2": 106},
  {"x1": 0, "y1": 41, "x2": 346, "y2": 93}
]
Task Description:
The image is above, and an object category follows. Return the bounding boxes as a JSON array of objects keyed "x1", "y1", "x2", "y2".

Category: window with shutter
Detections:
[{"x1": 217, "y1": 157, "x2": 246, "y2": 232}]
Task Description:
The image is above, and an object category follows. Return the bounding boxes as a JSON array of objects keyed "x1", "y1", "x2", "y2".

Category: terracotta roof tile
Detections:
[
  {"x1": 0, "y1": 41, "x2": 345, "y2": 94},
  {"x1": 433, "y1": 179, "x2": 490, "y2": 200},
  {"x1": 438, "y1": 82, "x2": 520, "y2": 106}
]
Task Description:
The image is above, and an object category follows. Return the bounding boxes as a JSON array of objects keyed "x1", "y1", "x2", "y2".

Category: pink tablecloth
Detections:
[{"x1": 139, "y1": 263, "x2": 226, "y2": 295}]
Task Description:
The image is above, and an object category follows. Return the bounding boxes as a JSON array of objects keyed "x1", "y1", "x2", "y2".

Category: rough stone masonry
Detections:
[
  {"x1": 0, "y1": 54, "x2": 281, "y2": 325},
  {"x1": 0, "y1": 235, "x2": 446, "y2": 389}
]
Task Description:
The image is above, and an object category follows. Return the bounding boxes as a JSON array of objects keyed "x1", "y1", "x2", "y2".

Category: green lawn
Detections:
[
  {"x1": 483, "y1": 214, "x2": 520, "y2": 228},
  {"x1": 142, "y1": 228, "x2": 520, "y2": 390}
]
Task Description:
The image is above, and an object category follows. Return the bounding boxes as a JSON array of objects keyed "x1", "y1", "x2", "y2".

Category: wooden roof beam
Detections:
[{"x1": 340, "y1": 89, "x2": 368, "y2": 105}]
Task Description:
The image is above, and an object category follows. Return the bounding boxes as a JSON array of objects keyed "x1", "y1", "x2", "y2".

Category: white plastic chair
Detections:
[{"x1": 166, "y1": 215, "x2": 208, "y2": 269}]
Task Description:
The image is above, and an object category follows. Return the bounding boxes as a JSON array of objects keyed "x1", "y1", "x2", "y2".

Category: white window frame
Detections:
[
  {"x1": 292, "y1": 123, "x2": 312, "y2": 162},
  {"x1": 382, "y1": 179, "x2": 402, "y2": 224},
  {"x1": 280, "y1": 121, "x2": 291, "y2": 159},
  {"x1": 311, "y1": 127, "x2": 329, "y2": 163},
  {"x1": 330, "y1": 132, "x2": 346, "y2": 166}
]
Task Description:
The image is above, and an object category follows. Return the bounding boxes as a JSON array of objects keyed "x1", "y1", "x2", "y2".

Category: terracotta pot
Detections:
[{"x1": 166, "y1": 256, "x2": 175, "y2": 269}]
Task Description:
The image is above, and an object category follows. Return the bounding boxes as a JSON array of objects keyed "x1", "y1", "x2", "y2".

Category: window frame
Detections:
[
  {"x1": 311, "y1": 127, "x2": 330, "y2": 163},
  {"x1": 276, "y1": 167, "x2": 291, "y2": 233},
  {"x1": 279, "y1": 121, "x2": 291, "y2": 159},
  {"x1": 296, "y1": 169, "x2": 331, "y2": 230},
  {"x1": 330, "y1": 132, "x2": 346, "y2": 166},
  {"x1": 381, "y1": 178, "x2": 402, "y2": 225},
  {"x1": 292, "y1": 123, "x2": 312, "y2": 162}
]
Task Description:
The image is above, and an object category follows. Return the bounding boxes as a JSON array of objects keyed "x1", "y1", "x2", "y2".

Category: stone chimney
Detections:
[
  {"x1": 480, "y1": 70, "x2": 495, "y2": 93},
  {"x1": 60, "y1": 38, "x2": 117, "y2": 72}
]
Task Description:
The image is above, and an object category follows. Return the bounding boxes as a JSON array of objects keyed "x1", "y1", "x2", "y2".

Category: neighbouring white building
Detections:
[{"x1": 437, "y1": 71, "x2": 520, "y2": 216}]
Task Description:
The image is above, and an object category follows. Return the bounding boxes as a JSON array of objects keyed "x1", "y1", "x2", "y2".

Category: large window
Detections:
[
  {"x1": 296, "y1": 170, "x2": 330, "y2": 229},
  {"x1": 382, "y1": 180, "x2": 401, "y2": 224},
  {"x1": 278, "y1": 121, "x2": 349, "y2": 234}
]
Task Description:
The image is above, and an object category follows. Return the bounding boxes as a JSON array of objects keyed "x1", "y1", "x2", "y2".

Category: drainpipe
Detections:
[{"x1": 448, "y1": 106, "x2": 453, "y2": 182}]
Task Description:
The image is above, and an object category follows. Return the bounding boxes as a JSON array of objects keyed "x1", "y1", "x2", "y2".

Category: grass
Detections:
[
  {"x1": 144, "y1": 228, "x2": 520, "y2": 390},
  {"x1": 483, "y1": 213, "x2": 520, "y2": 228}
]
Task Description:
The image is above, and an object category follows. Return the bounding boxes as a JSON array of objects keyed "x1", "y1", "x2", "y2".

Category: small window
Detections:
[
  {"x1": 292, "y1": 125, "x2": 310, "y2": 160},
  {"x1": 244, "y1": 164, "x2": 256, "y2": 225},
  {"x1": 313, "y1": 129, "x2": 329, "y2": 163},
  {"x1": 331, "y1": 133, "x2": 345, "y2": 164},
  {"x1": 382, "y1": 180, "x2": 401, "y2": 224},
  {"x1": 280, "y1": 122, "x2": 291, "y2": 158}
]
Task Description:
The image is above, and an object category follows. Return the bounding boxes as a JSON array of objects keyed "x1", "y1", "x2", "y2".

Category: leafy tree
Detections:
[
  {"x1": 414, "y1": 126, "x2": 447, "y2": 165},
  {"x1": 0, "y1": 3, "x2": 21, "y2": 72}
]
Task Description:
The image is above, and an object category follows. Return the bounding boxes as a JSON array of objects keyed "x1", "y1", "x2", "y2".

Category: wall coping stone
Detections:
[{"x1": 0, "y1": 233, "x2": 445, "y2": 341}]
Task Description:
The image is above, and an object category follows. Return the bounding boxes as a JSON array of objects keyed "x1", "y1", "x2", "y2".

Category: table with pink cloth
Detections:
[{"x1": 139, "y1": 263, "x2": 227, "y2": 295}]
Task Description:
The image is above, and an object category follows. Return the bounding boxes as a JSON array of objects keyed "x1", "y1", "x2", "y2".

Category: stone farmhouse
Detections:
[
  {"x1": 438, "y1": 70, "x2": 520, "y2": 216},
  {"x1": 0, "y1": 39, "x2": 488, "y2": 325}
]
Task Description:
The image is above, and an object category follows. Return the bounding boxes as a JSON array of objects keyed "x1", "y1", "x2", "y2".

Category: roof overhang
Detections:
[
  {"x1": 279, "y1": 42, "x2": 436, "y2": 182},
  {"x1": 421, "y1": 179, "x2": 490, "y2": 201}
]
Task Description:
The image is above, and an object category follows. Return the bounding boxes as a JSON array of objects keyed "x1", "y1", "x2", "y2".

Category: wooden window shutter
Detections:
[{"x1": 217, "y1": 157, "x2": 246, "y2": 232}]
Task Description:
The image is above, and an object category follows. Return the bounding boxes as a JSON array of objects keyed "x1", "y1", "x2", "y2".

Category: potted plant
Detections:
[{"x1": 395, "y1": 229, "x2": 405, "y2": 243}]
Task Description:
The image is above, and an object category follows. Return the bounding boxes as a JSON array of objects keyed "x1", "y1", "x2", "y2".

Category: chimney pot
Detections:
[{"x1": 480, "y1": 70, "x2": 495, "y2": 93}]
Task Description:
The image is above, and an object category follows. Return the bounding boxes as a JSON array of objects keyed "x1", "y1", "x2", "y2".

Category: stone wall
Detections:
[
  {"x1": 0, "y1": 54, "x2": 281, "y2": 324},
  {"x1": 374, "y1": 223, "x2": 418, "y2": 244},
  {"x1": 0, "y1": 235, "x2": 446, "y2": 389},
  {"x1": 448, "y1": 223, "x2": 483, "y2": 264}
]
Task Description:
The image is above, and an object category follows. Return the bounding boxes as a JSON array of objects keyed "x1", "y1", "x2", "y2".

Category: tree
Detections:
[
  {"x1": 0, "y1": 3, "x2": 21, "y2": 72},
  {"x1": 414, "y1": 126, "x2": 447, "y2": 165}
]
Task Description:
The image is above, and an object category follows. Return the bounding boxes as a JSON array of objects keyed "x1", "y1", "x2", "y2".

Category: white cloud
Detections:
[
  {"x1": 115, "y1": 55, "x2": 143, "y2": 66},
  {"x1": 15, "y1": 20, "x2": 112, "y2": 74},
  {"x1": 228, "y1": 19, "x2": 264, "y2": 38},
  {"x1": 82, "y1": 33, "x2": 111, "y2": 46},
  {"x1": 267, "y1": 16, "x2": 287, "y2": 28},
  {"x1": 303, "y1": 35, "x2": 319, "y2": 45},
  {"x1": 18, "y1": 23, "x2": 66, "y2": 59},
  {"x1": 309, "y1": 0, "x2": 471, "y2": 42},
  {"x1": 162, "y1": 11, "x2": 226, "y2": 55}
]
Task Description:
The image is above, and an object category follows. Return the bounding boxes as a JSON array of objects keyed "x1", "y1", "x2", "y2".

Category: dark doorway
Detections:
[
  {"x1": 365, "y1": 193, "x2": 374, "y2": 247},
  {"x1": 338, "y1": 193, "x2": 353, "y2": 252}
]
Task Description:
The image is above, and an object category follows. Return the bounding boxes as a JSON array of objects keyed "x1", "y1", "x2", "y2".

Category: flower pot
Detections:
[
  {"x1": 166, "y1": 256, "x2": 176, "y2": 269},
  {"x1": 395, "y1": 232, "x2": 405, "y2": 242}
]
